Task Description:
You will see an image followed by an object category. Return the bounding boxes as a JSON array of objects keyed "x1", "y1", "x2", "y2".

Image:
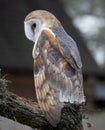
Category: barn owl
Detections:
[{"x1": 24, "y1": 10, "x2": 85, "y2": 127}]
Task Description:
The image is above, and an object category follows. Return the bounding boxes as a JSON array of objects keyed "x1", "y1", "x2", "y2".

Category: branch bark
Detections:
[{"x1": 0, "y1": 74, "x2": 84, "y2": 130}]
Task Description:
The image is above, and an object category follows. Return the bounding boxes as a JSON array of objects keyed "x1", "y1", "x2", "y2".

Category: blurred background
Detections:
[{"x1": 0, "y1": 0, "x2": 105, "y2": 130}]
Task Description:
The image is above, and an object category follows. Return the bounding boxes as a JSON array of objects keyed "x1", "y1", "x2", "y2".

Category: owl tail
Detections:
[{"x1": 36, "y1": 83, "x2": 63, "y2": 127}]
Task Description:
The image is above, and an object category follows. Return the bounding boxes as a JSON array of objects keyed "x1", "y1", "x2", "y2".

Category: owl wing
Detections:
[
  {"x1": 40, "y1": 29, "x2": 85, "y2": 103},
  {"x1": 52, "y1": 27, "x2": 82, "y2": 70},
  {"x1": 34, "y1": 29, "x2": 85, "y2": 127},
  {"x1": 34, "y1": 64, "x2": 62, "y2": 127},
  {"x1": 34, "y1": 39, "x2": 63, "y2": 127}
]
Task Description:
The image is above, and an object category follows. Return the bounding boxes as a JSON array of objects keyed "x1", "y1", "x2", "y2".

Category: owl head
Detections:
[{"x1": 24, "y1": 10, "x2": 60, "y2": 43}]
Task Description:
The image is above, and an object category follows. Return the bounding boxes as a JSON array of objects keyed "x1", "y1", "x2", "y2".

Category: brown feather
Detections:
[
  {"x1": 36, "y1": 82, "x2": 62, "y2": 127},
  {"x1": 42, "y1": 30, "x2": 65, "y2": 57},
  {"x1": 34, "y1": 56, "x2": 62, "y2": 126},
  {"x1": 58, "y1": 58, "x2": 67, "y2": 70}
]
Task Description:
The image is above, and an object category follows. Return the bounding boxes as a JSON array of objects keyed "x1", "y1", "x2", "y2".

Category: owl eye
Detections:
[
  {"x1": 33, "y1": 23, "x2": 36, "y2": 28},
  {"x1": 31, "y1": 23, "x2": 36, "y2": 32}
]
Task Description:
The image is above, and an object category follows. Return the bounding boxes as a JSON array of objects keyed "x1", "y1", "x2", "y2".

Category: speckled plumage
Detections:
[{"x1": 24, "y1": 10, "x2": 85, "y2": 127}]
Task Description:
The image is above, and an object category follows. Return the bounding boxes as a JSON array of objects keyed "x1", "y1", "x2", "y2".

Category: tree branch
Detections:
[{"x1": 0, "y1": 73, "x2": 84, "y2": 130}]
